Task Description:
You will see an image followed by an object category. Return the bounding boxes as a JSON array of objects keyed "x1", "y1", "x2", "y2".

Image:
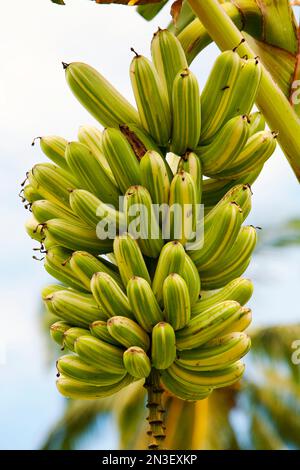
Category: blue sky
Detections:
[{"x1": 0, "y1": 0, "x2": 300, "y2": 449}]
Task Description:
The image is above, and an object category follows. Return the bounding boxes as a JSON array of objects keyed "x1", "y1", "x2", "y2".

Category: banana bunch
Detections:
[{"x1": 22, "y1": 28, "x2": 272, "y2": 403}]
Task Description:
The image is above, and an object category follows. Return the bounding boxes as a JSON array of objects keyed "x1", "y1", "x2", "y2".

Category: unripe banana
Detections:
[
  {"x1": 44, "y1": 289, "x2": 105, "y2": 328},
  {"x1": 152, "y1": 241, "x2": 186, "y2": 306},
  {"x1": 63, "y1": 327, "x2": 90, "y2": 352},
  {"x1": 215, "y1": 130, "x2": 277, "y2": 179},
  {"x1": 91, "y1": 272, "x2": 134, "y2": 320},
  {"x1": 25, "y1": 216, "x2": 44, "y2": 243},
  {"x1": 74, "y1": 335, "x2": 125, "y2": 374},
  {"x1": 102, "y1": 127, "x2": 141, "y2": 193},
  {"x1": 35, "y1": 136, "x2": 69, "y2": 171},
  {"x1": 31, "y1": 199, "x2": 77, "y2": 224},
  {"x1": 120, "y1": 123, "x2": 164, "y2": 160},
  {"x1": 28, "y1": 163, "x2": 75, "y2": 210},
  {"x1": 57, "y1": 374, "x2": 133, "y2": 399},
  {"x1": 201, "y1": 225, "x2": 257, "y2": 289},
  {"x1": 130, "y1": 52, "x2": 171, "y2": 146},
  {"x1": 140, "y1": 150, "x2": 171, "y2": 208},
  {"x1": 200, "y1": 50, "x2": 241, "y2": 142},
  {"x1": 192, "y1": 277, "x2": 253, "y2": 316},
  {"x1": 188, "y1": 202, "x2": 243, "y2": 271},
  {"x1": 151, "y1": 322, "x2": 176, "y2": 370},
  {"x1": 89, "y1": 320, "x2": 120, "y2": 346},
  {"x1": 248, "y1": 111, "x2": 266, "y2": 136},
  {"x1": 182, "y1": 254, "x2": 201, "y2": 306},
  {"x1": 57, "y1": 354, "x2": 126, "y2": 386},
  {"x1": 123, "y1": 347, "x2": 151, "y2": 378},
  {"x1": 168, "y1": 360, "x2": 245, "y2": 389},
  {"x1": 163, "y1": 274, "x2": 191, "y2": 331},
  {"x1": 69, "y1": 189, "x2": 126, "y2": 233},
  {"x1": 70, "y1": 250, "x2": 123, "y2": 291},
  {"x1": 198, "y1": 115, "x2": 250, "y2": 176},
  {"x1": 168, "y1": 171, "x2": 198, "y2": 246},
  {"x1": 178, "y1": 152, "x2": 202, "y2": 204},
  {"x1": 226, "y1": 57, "x2": 262, "y2": 118},
  {"x1": 151, "y1": 28, "x2": 188, "y2": 103},
  {"x1": 171, "y1": 68, "x2": 201, "y2": 155},
  {"x1": 126, "y1": 276, "x2": 164, "y2": 332},
  {"x1": 22, "y1": 184, "x2": 42, "y2": 204},
  {"x1": 209, "y1": 183, "x2": 252, "y2": 223},
  {"x1": 65, "y1": 141, "x2": 121, "y2": 206},
  {"x1": 176, "y1": 332, "x2": 251, "y2": 371},
  {"x1": 176, "y1": 301, "x2": 242, "y2": 350},
  {"x1": 64, "y1": 62, "x2": 140, "y2": 128},
  {"x1": 45, "y1": 218, "x2": 113, "y2": 255},
  {"x1": 107, "y1": 316, "x2": 150, "y2": 351},
  {"x1": 221, "y1": 307, "x2": 252, "y2": 334},
  {"x1": 124, "y1": 185, "x2": 163, "y2": 258},
  {"x1": 161, "y1": 369, "x2": 212, "y2": 401},
  {"x1": 113, "y1": 233, "x2": 151, "y2": 286},
  {"x1": 78, "y1": 124, "x2": 113, "y2": 176},
  {"x1": 45, "y1": 246, "x2": 88, "y2": 292},
  {"x1": 50, "y1": 321, "x2": 71, "y2": 347},
  {"x1": 42, "y1": 284, "x2": 66, "y2": 299}
]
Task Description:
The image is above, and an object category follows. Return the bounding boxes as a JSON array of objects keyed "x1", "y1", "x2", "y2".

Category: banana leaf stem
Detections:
[
  {"x1": 188, "y1": 0, "x2": 300, "y2": 182},
  {"x1": 144, "y1": 369, "x2": 166, "y2": 449}
]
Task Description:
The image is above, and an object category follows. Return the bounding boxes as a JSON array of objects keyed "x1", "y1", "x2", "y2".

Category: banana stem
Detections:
[
  {"x1": 188, "y1": 0, "x2": 300, "y2": 182},
  {"x1": 144, "y1": 369, "x2": 166, "y2": 449}
]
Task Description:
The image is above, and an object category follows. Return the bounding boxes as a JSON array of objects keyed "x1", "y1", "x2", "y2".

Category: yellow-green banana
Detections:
[
  {"x1": 89, "y1": 320, "x2": 120, "y2": 346},
  {"x1": 163, "y1": 274, "x2": 191, "y2": 331},
  {"x1": 178, "y1": 152, "x2": 202, "y2": 204},
  {"x1": 123, "y1": 347, "x2": 151, "y2": 379},
  {"x1": 113, "y1": 233, "x2": 151, "y2": 286},
  {"x1": 57, "y1": 374, "x2": 133, "y2": 399},
  {"x1": 74, "y1": 335, "x2": 125, "y2": 374},
  {"x1": 107, "y1": 316, "x2": 150, "y2": 351},
  {"x1": 151, "y1": 322, "x2": 176, "y2": 370}
]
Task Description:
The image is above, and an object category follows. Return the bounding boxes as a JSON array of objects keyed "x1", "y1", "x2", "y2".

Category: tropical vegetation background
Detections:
[{"x1": 1, "y1": 0, "x2": 300, "y2": 449}]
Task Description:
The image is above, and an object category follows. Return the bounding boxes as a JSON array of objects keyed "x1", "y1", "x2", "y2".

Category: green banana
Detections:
[
  {"x1": 176, "y1": 332, "x2": 251, "y2": 371},
  {"x1": 70, "y1": 250, "x2": 122, "y2": 291},
  {"x1": 42, "y1": 284, "x2": 66, "y2": 299},
  {"x1": 151, "y1": 28, "x2": 188, "y2": 103},
  {"x1": 89, "y1": 320, "x2": 120, "y2": 346},
  {"x1": 200, "y1": 50, "x2": 241, "y2": 142},
  {"x1": 152, "y1": 241, "x2": 186, "y2": 306},
  {"x1": 123, "y1": 347, "x2": 151, "y2": 379},
  {"x1": 215, "y1": 130, "x2": 277, "y2": 179},
  {"x1": 119, "y1": 123, "x2": 164, "y2": 160},
  {"x1": 126, "y1": 276, "x2": 164, "y2": 332},
  {"x1": 182, "y1": 254, "x2": 201, "y2": 306},
  {"x1": 163, "y1": 274, "x2": 191, "y2": 331},
  {"x1": 50, "y1": 321, "x2": 71, "y2": 347},
  {"x1": 176, "y1": 301, "x2": 242, "y2": 350},
  {"x1": 140, "y1": 150, "x2": 171, "y2": 208},
  {"x1": 170, "y1": 68, "x2": 201, "y2": 155},
  {"x1": 78, "y1": 124, "x2": 113, "y2": 176},
  {"x1": 64, "y1": 62, "x2": 140, "y2": 128},
  {"x1": 130, "y1": 52, "x2": 171, "y2": 146},
  {"x1": 102, "y1": 127, "x2": 141, "y2": 193},
  {"x1": 25, "y1": 216, "x2": 44, "y2": 243},
  {"x1": 192, "y1": 277, "x2": 253, "y2": 316},
  {"x1": 31, "y1": 199, "x2": 77, "y2": 224},
  {"x1": 57, "y1": 354, "x2": 126, "y2": 385},
  {"x1": 69, "y1": 189, "x2": 125, "y2": 233},
  {"x1": 63, "y1": 327, "x2": 90, "y2": 351},
  {"x1": 65, "y1": 141, "x2": 120, "y2": 206},
  {"x1": 28, "y1": 163, "x2": 75, "y2": 210},
  {"x1": 221, "y1": 307, "x2": 252, "y2": 334},
  {"x1": 22, "y1": 184, "x2": 42, "y2": 204},
  {"x1": 45, "y1": 246, "x2": 88, "y2": 292},
  {"x1": 74, "y1": 335, "x2": 125, "y2": 374},
  {"x1": 57, "y1": 374, "x2": 133, "y2": 399},
  {"x1": 34, "y1": 136, "x2": 69, "y2": 171},
  {"x1": 107, "y1": 316, "x2": 150, "y2": 351},
  {"x1": 161, "y1": 369, "x2": 212, "y2": 401},
  {"x1": 200, "y1": 225, "x2": 257, "y2": 289},
  {"x1": 91, "y1": 272, "x2": 134, "y2": 320},
  {"x1": 124, "y1": 185, "x2": 163, "y2": 258},
  {"x1": 168, "y1": 360, "x2": 245, "y2": 389},
  {"x1": 151, "y1": 322, "x2": 176, "y2": 370},
  {"x1": 178, "y1": 152, "x2": 202, "y2": 204},
  {"x1": 113, "y1": 233, "x2": 151, "y2": 286},
  {"x1": 248, "y1": 111, "x2": 266, "y2": 136},
  {"x1": 44, "y1": 289, "x2": 105, "y2": 328},
  {"x1": 188, "y1": 202, "x2": 243, "y2": 271},
  {"x1": 45, "y1": 218, "x2": 113, "y2": 255},
  {"x1": 168, "y1": 170, "x2": 198, "y2": 246},
  {"x1": 198, "y1": 115, "x2": 250, "y2": 176}
]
